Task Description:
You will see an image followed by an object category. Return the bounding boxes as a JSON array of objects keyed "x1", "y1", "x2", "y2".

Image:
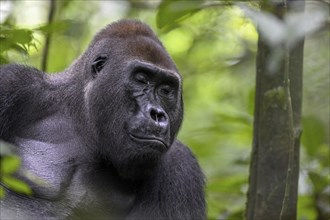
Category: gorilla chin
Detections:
[{"x1": 129, "y1": 133, "x2": 169, "y2": 153}]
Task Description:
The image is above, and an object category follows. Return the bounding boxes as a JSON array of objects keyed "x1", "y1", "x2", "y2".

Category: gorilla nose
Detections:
[{"x1": 148, "y1": 106, "x2": 168, "y2": 128}]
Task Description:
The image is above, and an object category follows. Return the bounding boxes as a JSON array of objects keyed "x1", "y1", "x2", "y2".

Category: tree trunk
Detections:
[{"x1": 246, "y1": 1, "x2": 304, "y2": 219}]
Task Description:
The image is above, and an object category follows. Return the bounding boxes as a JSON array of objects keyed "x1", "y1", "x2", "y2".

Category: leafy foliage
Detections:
[
  {"x1": 0, "y1": 141, "x2": 32, "y2": 198},
  {"x1": 0, "y1": 25, "x2": 36, "y2": 64},
  {"x1": 239, "y1": 3, "x2": 328, "y2": 73},
  {"x1": 157, "y1": 0, "x2": 203, "y2": 31},
  {"x1": 0, "y1": 0, "x2": 329, "y2": 219}
]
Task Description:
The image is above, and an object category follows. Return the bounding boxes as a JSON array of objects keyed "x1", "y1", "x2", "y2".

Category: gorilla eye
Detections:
[
  {"x1": 158, "y1": 85, "x2": 172, "y2": 97},
  {"x1": 92, "y1": 55, "x2": 108, "y2": 77},
  {"x1": 134, "y1": 72, "x2": 149, "y2": 84}
]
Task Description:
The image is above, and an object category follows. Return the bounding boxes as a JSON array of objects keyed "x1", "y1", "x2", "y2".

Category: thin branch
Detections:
[{"x1": 41, "y1": 0, "x2": 56, "y2": 72}]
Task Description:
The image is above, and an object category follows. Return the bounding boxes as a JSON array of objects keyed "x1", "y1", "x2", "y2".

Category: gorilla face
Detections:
[
  {"x1": 125, "y1": 60, "x2": 181, "y2": 153},
  {"x1": 84, "y1": 34, "x2": 183, "y2": 178}
]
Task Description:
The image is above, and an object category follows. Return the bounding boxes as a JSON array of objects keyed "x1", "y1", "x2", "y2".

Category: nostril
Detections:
[
  {"x1": 150, "y1": 108, "x2": 167, "y2": 123},
  {"x1": 150, "y1": 109, "x2": 157, "y2": 121}
]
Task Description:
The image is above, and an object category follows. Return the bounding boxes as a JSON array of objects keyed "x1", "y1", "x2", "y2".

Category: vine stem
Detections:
[{"x1": 41, "y1": 0, "x2": 56, "y2": 72}]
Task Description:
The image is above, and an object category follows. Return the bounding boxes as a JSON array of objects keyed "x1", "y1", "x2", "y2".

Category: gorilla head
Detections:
[{"x1": 71, "y1": 20, "x2": 183, "y2": 179}]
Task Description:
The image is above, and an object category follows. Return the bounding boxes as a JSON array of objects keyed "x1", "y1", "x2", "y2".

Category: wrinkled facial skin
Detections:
[
  {"x1": 126, "y1": 60, "x2": 181, "y2": 152},
  {"x1": 84, "y1": 36, "x2": 183, "y2": 178}
]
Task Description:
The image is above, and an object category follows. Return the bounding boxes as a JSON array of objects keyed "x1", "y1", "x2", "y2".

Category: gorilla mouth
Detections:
[{"x1": 129, "y1": 134, "x2": 168, "y2": 152}]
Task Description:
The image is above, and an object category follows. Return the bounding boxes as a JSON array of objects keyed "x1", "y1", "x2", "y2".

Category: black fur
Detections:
[{"x1": 0, "y1": 20, "x2": 205, "y2": 219}]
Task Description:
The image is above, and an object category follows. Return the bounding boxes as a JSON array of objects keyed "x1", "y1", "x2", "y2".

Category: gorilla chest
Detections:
[
  {"x1": 12, "y1": 114, "x2": 136, "y2": 217},
  {"x1": 69, "y1": 168, "x2": 136, "y2": 218},
  {"x1": 13, "y1": 114, "x2": 82, "y2": 199}
]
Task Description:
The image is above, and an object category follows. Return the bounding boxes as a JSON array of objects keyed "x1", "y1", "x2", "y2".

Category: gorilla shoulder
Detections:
[
  {"x1": 0, "y1": 64, "x2": 45, "y2": 82},
  {"x1": 0, "y1": 64, "x2": 50, "y2": 141}
]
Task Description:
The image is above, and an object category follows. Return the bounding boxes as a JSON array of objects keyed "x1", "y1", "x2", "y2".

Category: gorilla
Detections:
[{"x1": 0, "y1": 20, "x2": 205, "y2": 219}]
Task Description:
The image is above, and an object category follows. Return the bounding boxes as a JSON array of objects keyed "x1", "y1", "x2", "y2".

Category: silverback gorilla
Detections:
[{"x1": 0, "y1": 20, "x2": 205, "y2": 219}]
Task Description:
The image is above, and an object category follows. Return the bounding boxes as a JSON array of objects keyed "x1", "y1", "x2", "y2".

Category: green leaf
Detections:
[
  {"x1": 12, "y1": 43, "x2": 29, "y2": 55},
  {"x1": 0, "y1": 155, "x2": 21, "y2": 174},
  {"x1": 37, "y1": 20, "x2": 71, "y2": 34},
  {"x1": 302, "y1": 116, "x2": 325, "y2": 156},
  {"x1": 0, "y1": 185, "x2": 5, "y2": 198},
  {"x1": 2, "y1": 175, "x2": 32, "y2": 195},
  {"x1": 156, "y1": 0, "x2": 203, "y2": 30},
  {"x1": 0, "y1": 28, "x2": 34, "y2": 55},
  {"x1": 9, "y1": 29, "x2": 33, "y2": 45}
]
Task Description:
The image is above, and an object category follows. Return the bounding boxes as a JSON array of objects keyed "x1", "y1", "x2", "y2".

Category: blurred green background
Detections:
[{"x1": 0, "y1": 1, "x2": 329, "y2": 219}]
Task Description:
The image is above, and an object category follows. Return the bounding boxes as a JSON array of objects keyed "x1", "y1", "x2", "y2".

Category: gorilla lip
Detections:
[{"x1": 129, "y1": 134, "x2": 168, "y2": 151}]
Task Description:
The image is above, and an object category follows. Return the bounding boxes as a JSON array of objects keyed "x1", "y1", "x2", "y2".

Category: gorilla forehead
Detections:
[
  {"x1": 90, "y1": 20, "x2": 178, "y2": 72},
  {"x1": 124, "y1": 36, "x2": 177, "y2": 71}
]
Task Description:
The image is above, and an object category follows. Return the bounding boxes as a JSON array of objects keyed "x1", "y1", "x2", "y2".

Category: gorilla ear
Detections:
[{"x1": 91, "y1": 55, "x2": 108, "y2": 77}]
